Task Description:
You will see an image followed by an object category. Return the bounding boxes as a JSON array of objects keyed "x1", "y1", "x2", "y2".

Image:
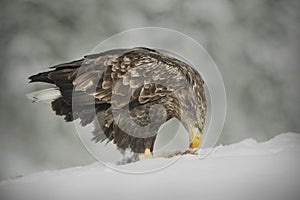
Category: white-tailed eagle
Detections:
[{"x1": 28, "y1": 47, "x2": 206, "y2": 159}]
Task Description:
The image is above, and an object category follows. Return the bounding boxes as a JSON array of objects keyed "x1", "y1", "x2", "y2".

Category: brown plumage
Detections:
[{"x1": 28, "y1": 47, "x2": 206, "y2": 154}]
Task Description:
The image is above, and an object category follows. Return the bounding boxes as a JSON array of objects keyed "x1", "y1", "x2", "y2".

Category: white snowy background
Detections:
[{"x1": 0, "y1": 0, "x2": 300, "y2": 199}]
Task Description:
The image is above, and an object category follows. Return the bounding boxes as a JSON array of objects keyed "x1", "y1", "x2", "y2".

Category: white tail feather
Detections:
[{"x1": 26, "y1": 88, "x2": 62, "y2": 103}]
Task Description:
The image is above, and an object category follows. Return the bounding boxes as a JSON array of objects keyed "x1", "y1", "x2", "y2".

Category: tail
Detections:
[{"x1": 26, "y1": 88, "x2": 62, "y2": 103}]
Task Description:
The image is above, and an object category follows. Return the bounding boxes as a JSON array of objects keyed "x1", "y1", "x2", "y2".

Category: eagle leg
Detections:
[
  {"x1": 138, "y1": 148, "x2": 153, "y2": 160},
  {"x1": 117, "y1": 153, "x2": 140, "y2": 165}
]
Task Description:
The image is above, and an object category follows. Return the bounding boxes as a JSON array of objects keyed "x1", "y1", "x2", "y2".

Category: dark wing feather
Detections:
[{"x1": 29, "y1": 49, "x2": 129, "y2": 126}]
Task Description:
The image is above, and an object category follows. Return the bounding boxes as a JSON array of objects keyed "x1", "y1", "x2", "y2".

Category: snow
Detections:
[{"x1": 1, "y1": 133, "x2": 300, "y2": 200}]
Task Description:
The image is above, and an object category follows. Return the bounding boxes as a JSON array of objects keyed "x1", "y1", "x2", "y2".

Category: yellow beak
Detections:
[
  {"x1": 189, "y1": 124, "x2": 202, "y2": 148},
  {"x1": 189, "y1": 133, "x2": 202, "y2": 148}
]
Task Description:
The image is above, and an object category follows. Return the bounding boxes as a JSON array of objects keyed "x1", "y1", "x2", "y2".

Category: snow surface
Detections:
[{"x1": 1, "y1": 133, "x2": 300, "y2": 200}]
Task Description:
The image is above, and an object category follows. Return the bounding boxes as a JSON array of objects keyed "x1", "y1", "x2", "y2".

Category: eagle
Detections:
[{"x1": 28, "y1": 47, "x2": 206, "y2": 161}]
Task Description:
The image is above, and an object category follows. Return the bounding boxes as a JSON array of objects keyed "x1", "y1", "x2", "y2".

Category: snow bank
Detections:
[{"x1": 1, "y1": 133, "x2": 300, "y2": 200}]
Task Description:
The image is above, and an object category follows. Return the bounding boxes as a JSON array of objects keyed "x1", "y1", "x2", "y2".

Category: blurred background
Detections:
[{"x1": 0, "y1": 0, "x2": 299, "y2": 180}]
